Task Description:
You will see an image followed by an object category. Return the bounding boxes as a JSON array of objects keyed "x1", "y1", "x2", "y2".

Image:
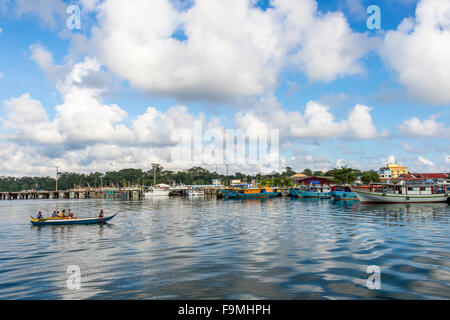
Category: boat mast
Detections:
[{"x1": 55, "y1": 166, "x2": 59, "y2": 192}]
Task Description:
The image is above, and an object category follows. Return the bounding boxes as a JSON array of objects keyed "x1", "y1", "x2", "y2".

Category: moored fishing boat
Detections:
[
  {"x1": 351, "y1": 184, "x2": 449, "y2": 204},
  {"x1": 330, "y1": 185, "x2": 358, "y2": 201},
  {"x1": 30, "y1": 213, "x2": 118, "y2": 226},
  {"x1": 186, "y1": 188, "x2": 205, "y2": 196},
  {"x1": 289, "y1": 184, "x2": 332, "y2": 198},
  {"x1": 143, "y1": 186, "x2": 170, "y2": 197},
  {"x1": 221, "y1": 186, "x2": 281, "y2": 199}
]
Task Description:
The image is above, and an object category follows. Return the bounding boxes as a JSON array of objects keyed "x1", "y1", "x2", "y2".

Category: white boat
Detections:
[
  {"x1": 143, "y1": 187, "x2": 170, "y2": 197},
  {"x1": 351, "y1": 184, "x2": 449, "y2": 204},
  {"x1": 186, "y1": 188, "x2": 205, "y2": 197}
]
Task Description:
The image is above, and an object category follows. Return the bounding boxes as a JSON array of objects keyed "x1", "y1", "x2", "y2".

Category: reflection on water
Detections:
[{"x1": 0, "y1": 198, "x2": 448, "y2": 299}]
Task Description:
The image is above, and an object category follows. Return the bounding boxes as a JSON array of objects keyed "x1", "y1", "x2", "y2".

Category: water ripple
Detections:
[{"x1": 0, "y1": 198, "x2": 448, "y2": 299}]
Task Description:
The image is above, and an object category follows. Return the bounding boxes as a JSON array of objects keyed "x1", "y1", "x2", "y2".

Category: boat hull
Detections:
[
  {"x1": 222, "y1": 190, "x2": 280, "y2": 199},
  {"x1": 330, "y1": 191, "x2": 358, "y2": 201},
  {"x1": 186, "y1": 191, "x2": 205, "y2": 196},
  {"x1": 352, "y1": 189, "x2": 448, "y2": 204},
  {"x1": 143, "y1": 190, "x2": 170, "y2": 197},
  {"x1": 30, "y1": 213, "x2": 118, "y2": 226},
  {"x1": 289, "y1": 189, "x2": 331, "y2": 198}
]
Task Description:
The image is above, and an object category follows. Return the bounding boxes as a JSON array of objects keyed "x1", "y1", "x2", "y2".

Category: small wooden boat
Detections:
[{"x1": 30, "y1": 213, "x2": 118, "y2": 226}]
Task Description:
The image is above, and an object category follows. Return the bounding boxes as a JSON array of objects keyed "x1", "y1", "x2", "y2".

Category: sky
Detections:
[{"x1": 0, "y1": 0, "x2": 449, "y2": 177}]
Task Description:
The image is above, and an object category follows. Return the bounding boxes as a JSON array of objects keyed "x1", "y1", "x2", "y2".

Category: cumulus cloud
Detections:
[
  {"x1": 381, "y1": 0, "x2": 450, "y2": 104},
  {"x1": 348, "y1": 104, "x2": 390, "y2": 139},
  {"x1": 1, "y1": 93, "x2": 62, "y2": 144},
  {"x1": 289, "y1": 101, "x2": 348, "y2": 138},
  {"x1": 418, "y1": 156, "x2": 434, "y2": 166},
  {"x1": 12, "y1": 0, "x2": 67, "y2": 28},
  {"x1": 132, "y1": 105, "x2": 206, "y2": 146},
  {"x1": 399, "y1": 115, "x2": 450, "y2": 138},
  {"x1": 235, "y1": 98, "x2": 389, "y2": 141},
  {"x1": 1, "y1": 48, "x2": 233, "y2": 174},
  {"x1": 87, "y1": 0, "x2": 374, "y2": 101}
]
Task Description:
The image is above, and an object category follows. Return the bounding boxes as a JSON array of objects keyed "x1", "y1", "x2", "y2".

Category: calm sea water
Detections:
[{"x1": 0, "y1": 197, "x2": 449, "y2": 300}]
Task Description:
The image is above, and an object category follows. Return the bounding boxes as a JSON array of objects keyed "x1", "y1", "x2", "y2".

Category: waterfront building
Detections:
[
  {"x1": 378, "y1": 168, "x2": 392, "y2": 179},
  {"x1": 378, "y1": 160, "x2": 408, "y2": 179},
  {"x1": 230, "y1": 179, "x2": 241, "y2": 185}
]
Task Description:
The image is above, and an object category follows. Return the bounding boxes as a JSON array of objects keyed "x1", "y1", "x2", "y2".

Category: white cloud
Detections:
[
  {"x1": 402, "y1": 142, "x2": 416, "y2": 153},
  {"x1": 1, "y1": 48, "x2": 228, "y2": 174},
  {"x1": 399, "y1": 116, "x2": 450, "y2": 138},
  {"x1": 290, "y1": 101, "x2": 349, "y2": 138},
  {"x1": 80, "y1": 0, "x2": 102, "y2": 12},
  {"x1": 418, "y1": 156, "x2": 434, "y2": 166},
  {"x1": 87, "y1": 0, "x2": 374, "y2": 101},
  {"x1": 2, "y1": 54, "x2": 134, "y2": 145},
  {"x1": 236, "y1": 98, "x2": 388, "y2": 140},
  {"x1": 381, "y1": 0, "x2": 450, "y2": 104},
  {"x1": 132, "y1": 105, "x2": 205, "y2": 146},
  {"x1": 348, "y1": 105, "x2": 379, "y2": 139},
  {"x1": 13, "y1": 0, "x2": 67, "y2": 28},
  {"x1": 1, "y1": 93, "x2": 62, "y2": 144},
  {"x1": 287, "y1": 9, "x2": 374, "y2": 82}
]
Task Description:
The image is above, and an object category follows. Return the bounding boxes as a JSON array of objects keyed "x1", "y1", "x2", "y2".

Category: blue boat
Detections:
[
  {"x1": 330, "y1": 186, "x2": 358, "y2": 201},
  {"x1": 30, "y1": 213, "x2": 118, "y2": 226},
  {"x1": 289, "y1": 185, "x2": 332, "y2": 198}
]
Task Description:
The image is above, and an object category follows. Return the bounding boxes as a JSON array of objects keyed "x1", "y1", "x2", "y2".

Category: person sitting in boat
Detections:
[
  {"x1": 37, "y1": 211, "x2": 43, "y2": 220},
  {"x1": 68, "y1": 210, "x2": 74, "y2": 218},
  {"x1": 60, "y1": 210, "x2": 66, "y2": 218},
  {"x1": 52, "y1": 211, "x2": 57, "y2": 217},
  {"x1": 56, "y1": 211, "x2": 60, "y2": 217}
]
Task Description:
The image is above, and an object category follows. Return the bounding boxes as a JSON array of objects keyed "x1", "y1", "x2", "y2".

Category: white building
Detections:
[{"x1": 378, "y1": 169, "x2": 392, "y2": 179}]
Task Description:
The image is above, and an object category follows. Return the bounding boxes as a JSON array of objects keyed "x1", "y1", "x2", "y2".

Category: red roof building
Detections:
[{"x1": 382, "y1": 173, "x2": 449, "y2": 184}]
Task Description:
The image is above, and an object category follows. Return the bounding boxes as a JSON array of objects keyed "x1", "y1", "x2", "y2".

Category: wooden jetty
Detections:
[
  {"x1": 0, "y1": 186, "x2": 144, "y2": 201},
  {"x1": 0, "y1": 186, "x2": 289, "y2": 200}
]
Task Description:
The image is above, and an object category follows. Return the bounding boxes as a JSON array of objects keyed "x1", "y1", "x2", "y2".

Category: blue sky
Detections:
[{"x1": 0, "y1": 0, "x2": 449, "y2": 176}]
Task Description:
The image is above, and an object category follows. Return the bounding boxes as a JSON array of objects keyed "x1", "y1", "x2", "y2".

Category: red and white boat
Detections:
[{"x1": 351, "y1": 184, "x2": 449, "y2": 204}]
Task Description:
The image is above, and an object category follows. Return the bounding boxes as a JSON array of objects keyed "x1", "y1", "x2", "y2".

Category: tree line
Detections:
[{"x1": 0, "y1": 165, "x2": 380, "y2": 192}]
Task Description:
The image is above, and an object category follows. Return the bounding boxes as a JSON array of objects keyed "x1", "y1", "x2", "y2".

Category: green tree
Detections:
[{"x1": 360, "y1": 170, "x2": 381, "y2": 184}]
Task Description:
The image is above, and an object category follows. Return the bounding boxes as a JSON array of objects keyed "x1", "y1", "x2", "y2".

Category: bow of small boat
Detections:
[{"x1": 102, "y1": 212, "x2": 119, "y2": 222}]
